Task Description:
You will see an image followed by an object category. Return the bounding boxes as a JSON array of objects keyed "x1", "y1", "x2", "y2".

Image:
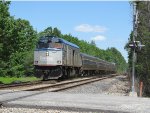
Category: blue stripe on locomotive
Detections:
[{"x1": 58, "y1": 38, "x2": 79, "y2": 49}]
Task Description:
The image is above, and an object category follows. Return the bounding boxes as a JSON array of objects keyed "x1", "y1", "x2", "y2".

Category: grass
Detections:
[{"x1": 0, "y1": 76, "x2": 41, "y2": 84}]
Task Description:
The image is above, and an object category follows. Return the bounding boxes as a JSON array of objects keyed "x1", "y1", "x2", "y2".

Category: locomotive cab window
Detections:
[
  {"x1": 37, "y1": 36, "x2": 63, "y2": 49},
  {"x1": 53, "y1": 43, "x2": 62, "y2": 49}
]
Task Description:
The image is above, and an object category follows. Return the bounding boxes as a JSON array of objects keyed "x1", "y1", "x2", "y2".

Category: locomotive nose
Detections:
[{"x1": 34, "y1": 49, "x2": 62, "y2": 66}]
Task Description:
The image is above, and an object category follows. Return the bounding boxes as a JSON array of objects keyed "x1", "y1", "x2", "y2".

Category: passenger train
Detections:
[{"x1": 34, "y1": 36, "x2": 116, "y2": 80}]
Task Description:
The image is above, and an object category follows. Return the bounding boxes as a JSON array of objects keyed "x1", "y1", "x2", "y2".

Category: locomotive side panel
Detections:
[
  {"x1": 66, "y1": 45, "x2": 73, "y2": 66},
  {"x1": 73, "y1": 49, "x2": 82, "y2": 67},
  {"x1": 73, "y1": 51, "x2": 77, "y2": 66},
  {"x1": 62, "y1": 44, "x2": 67, "y2": 65},
  {"x1": 65, "y1": 45, "x2": 81, "y2": 67}
]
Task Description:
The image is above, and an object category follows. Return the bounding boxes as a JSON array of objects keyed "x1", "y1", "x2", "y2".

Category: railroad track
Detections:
[
  {"x1": 24, "y1": 74, "x2": 117, "y2": 92},
  {"x1": 0, "y1": 74, "x2": 117, "y2": 92},
  {"x1": 0, "y1": 81, "x2": 43, "y2": 89},
  {"x1": 0, "y1": 74, "x2": 117, "y2": 107},
  {"x1": 0, "y1": 78, "x2": 91, "y2": 91},
  {"x1": 0, "y1": 80, "x2": 60, "y2": 91}
]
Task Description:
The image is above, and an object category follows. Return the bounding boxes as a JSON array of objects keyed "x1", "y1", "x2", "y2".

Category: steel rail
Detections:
[{"x1": 0, "y1": 81, "x2": 42, "y2": 89}]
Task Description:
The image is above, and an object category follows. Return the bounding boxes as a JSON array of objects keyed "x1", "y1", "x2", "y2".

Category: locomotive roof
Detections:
[
  {"x1": 58, "y1": 38, "x2": 79, "y2": 49},
  {"x1": 39, "y1": 36, "x2": 79, "y2": 49}
]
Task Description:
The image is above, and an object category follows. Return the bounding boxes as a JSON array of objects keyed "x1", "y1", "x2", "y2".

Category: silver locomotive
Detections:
[{"x1": 34, "y1": 36, "x2": 116, "y2": 80}]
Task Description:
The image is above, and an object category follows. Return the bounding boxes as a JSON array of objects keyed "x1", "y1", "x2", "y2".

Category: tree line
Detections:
[
  {"x1": 125, "y1": 1, "x2": 150, "y2": 96},
  {"x1": 0, "y1": 1, "x2": 127, "y2": 77}
]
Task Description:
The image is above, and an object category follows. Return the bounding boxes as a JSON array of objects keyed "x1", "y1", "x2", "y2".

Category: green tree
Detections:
[
  {"x1": 38, "y1": 27, "x2": 61, "y2": 37},
  {"x1": 0, "y1": 1, "x2": 37, "y2": 77},
  {"x1": 90, "y1": 40, "x2": 96, "y2": 46},
  {"x1": 126, "y1": 1, "x2": 150, "y2": 96},
  {"x1": 136, "y1": 2, "x2": 150, "y2": 95},
  {"x1": 53, "y1": 27, "x2": 61, "y2": 37},
  {"x1": 106, "y1": 47, "x2": 127, "y2": 73},
  {"x1": 0, "y1": 1, "x2": 12, "y2": 76},
  {"x1": 7, "y1": 18, "x2": 37, "y2": 77}
]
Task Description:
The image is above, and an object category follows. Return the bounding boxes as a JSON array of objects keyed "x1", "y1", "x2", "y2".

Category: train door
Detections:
[
  {"x1": 73, "y1": 49, "x2": 81, "y2": 67},
  {"x1": 66, "y1": 46, "x2": 69, "y2": 66},
  {"x1": 73, "y1": 50, "x2": 75, "y2": 66},
  {"x1": 67, "y1": 46, "x2": 73, "y2": 66},
  {"x1": 63, "y1": 44, "x2": 67, "y2": 65}
]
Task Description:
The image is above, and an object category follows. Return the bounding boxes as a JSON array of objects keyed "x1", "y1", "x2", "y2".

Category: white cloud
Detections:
[
  {"x1": 75, "y1": 24, "x2": 107, "y2": 33},
  {"x1": 91, "y1": 35, "x2": 106, "y2": 41}
]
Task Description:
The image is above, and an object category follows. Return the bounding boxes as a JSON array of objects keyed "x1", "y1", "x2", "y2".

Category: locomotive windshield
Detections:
[{"x1": 37, "y1": 36, "x2": 63, "y2": 49}]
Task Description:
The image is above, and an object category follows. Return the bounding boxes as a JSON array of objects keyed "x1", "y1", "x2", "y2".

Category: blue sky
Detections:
[{"x1": 9, "y1": 1, "x2": 132, "y2": 62}]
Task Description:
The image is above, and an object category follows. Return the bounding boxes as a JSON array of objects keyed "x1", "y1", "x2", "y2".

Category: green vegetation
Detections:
[
  {"x1": 0, "y1": 1, "x2": 127, "y2": 81},
  {"x1": 125, "y1": 1, "x2": 150, "y2": 96},
  {"x1": 0, "y1": 1, "x2": 37, "y2": 77},
  {"x1": 0, "y1": 77, "x2": 40, "y2": 84}
]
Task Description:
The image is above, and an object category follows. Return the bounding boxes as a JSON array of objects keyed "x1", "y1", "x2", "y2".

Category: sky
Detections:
[{"x1": 9, "y1": 1, "x2": 132, "y2": 62}]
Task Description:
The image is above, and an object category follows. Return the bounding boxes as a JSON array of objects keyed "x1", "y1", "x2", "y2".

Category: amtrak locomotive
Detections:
[{"x1": 34, "y1": 36, "x2": 116, "y2": 80}]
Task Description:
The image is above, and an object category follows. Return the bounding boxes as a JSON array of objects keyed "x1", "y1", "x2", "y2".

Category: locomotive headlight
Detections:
[
  {"x1": 34, "y1": 61, "x2": 38, "y2": 64},
  {"x1": 46, "y1": 51, "x2": 49, "y2": 56},
  {"x1": 57, "y1": 60, "x2": 61, "y2": 64}
]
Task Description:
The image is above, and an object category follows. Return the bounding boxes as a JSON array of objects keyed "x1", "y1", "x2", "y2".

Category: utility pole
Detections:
[
  {"x1": 129, "y1": 2, "x2": 145, "y2": 96},
  {"x1": 2, "y1": 0, "x2": 5, "y2": 4},
  {"x1": 132, "y1": 2, "x2": 137, "y2": 93}
]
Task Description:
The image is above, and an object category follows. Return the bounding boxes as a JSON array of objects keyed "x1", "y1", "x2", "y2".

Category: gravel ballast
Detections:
[
  {"x1": 0, "y1": 75, "x2": 130, "y2": 113},
  {"x1": 61, "y1": 75, "x2": 130, "y2": 96},
  {"x1": 0, "y1": 107, "x2": 80, "y2": 113}
]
